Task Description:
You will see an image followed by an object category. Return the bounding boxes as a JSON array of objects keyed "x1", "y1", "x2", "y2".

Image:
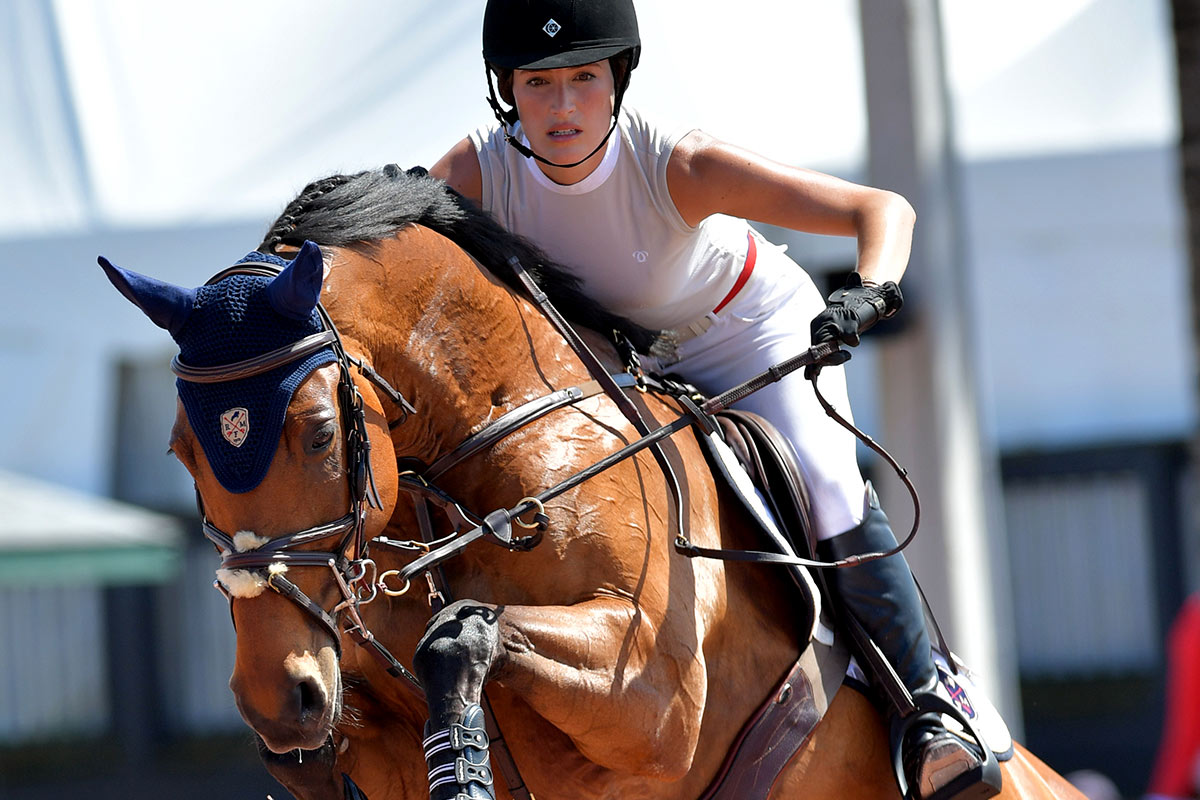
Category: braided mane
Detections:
[{"x1": 259, "y1": 165, "x2": 658, "y2": 352}]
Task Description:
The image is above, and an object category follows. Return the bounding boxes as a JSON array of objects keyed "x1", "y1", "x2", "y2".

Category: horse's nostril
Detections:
[{"x1": 295, "y1": 677, "x2": 324, "y2": 723}]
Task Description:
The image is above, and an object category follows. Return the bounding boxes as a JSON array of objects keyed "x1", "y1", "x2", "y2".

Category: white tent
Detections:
[{"x1": 0, "y1": 470, "x2": 182, "y2": 585}]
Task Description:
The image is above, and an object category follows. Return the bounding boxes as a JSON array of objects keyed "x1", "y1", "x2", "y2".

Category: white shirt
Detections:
[{"x1": 471, "y1": 107, "x2": 754, "y2": 330}]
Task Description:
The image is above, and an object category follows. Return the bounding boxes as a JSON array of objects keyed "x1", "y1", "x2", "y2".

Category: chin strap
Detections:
[{"x1": 484, "y1": 62, "x2": 628, "y2": 170}]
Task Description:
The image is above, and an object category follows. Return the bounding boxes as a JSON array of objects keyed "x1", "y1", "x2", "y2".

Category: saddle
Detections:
[
  {"x1": 704, "y1": 410, "x2": 821, "y2": 635},
  {"x1": 682, "y1": 397, "x2": 1014, "y2": 800}
]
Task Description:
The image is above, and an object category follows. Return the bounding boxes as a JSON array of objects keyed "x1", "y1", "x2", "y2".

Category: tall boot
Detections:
[{"x1": 817, "y1": 486, "x2": 1000, "y2": 800}]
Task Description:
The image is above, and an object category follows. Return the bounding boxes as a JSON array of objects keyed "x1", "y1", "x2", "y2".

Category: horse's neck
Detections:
[{"x1": 328, "y1": 230, "x2": 598, "y2": 463}]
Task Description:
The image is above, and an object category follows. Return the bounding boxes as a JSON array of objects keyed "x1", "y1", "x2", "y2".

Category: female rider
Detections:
[{"x1": 431, "y1": 2, "x2": 993, "y2": 799}]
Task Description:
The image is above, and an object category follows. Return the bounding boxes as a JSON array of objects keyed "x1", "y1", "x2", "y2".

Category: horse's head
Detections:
[{"x1": 101, "y1": 242, "x2": 399, "y2": 753}]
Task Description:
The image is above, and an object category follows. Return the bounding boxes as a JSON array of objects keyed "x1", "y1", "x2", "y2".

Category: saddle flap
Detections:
[{"x1": 695, "y1": 409, "x2": 820, "y2": 643}]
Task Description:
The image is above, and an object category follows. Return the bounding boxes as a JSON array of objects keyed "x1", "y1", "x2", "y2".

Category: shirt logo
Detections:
[
  {"x1": 633, "y1": 250, "x2": 648, "y2": 263},
  {"x1": 220, "y1": 407, "x2": 250, "y2": 448},
  {"x1": 543, "y1": 18, "x2": 561, "y2": 37}
]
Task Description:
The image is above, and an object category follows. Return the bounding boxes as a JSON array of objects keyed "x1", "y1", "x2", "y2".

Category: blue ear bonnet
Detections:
[{"x1": 173, "y1": 251, "x2": 336, "y2": 493}]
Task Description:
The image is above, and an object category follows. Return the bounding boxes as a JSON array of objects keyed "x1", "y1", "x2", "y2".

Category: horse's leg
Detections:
[
  {"x1": 411, "y1": 594, "x2": 716, "y2": 798},
  {"x1": 413, "y1": 600, "x2": 505, "y2": 800},
  {"x1": 412, "y1": 592, "x2": 743, "y2": 798}
]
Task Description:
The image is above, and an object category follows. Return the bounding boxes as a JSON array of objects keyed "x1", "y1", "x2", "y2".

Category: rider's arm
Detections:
[
  {"x1": 431, "y1": 137, "x2": 484, "y2": 206},
  {"x1": 665, "y1": 130, "x2": 914, "y2": 286}
]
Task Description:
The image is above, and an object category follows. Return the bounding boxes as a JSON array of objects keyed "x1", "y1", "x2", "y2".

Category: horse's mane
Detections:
[{"x1": 258, "y1": 165, "x2": 659, "y2": 353}]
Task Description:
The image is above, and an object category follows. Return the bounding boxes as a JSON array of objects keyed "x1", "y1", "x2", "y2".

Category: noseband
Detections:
[{"x1": 183, "y1": 262, "x2": 419, "y2": 686}]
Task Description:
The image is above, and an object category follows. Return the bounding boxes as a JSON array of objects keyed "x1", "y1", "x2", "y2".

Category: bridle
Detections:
[{"x1": 180, "y1": 262, "x2": 420, "y2": 686}]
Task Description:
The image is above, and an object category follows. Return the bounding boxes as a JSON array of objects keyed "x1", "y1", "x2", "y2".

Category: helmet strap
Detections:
[
  {"x1": 485, "y1": 61, "x2": 633, "y2": 171},
  {"x1": 485, "y1": 64, "x2": 520, "y2": 127}
]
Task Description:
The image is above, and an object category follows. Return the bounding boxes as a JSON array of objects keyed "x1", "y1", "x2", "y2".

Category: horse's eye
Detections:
[{"x1": 310, "y1": 424, "x2": 336, "y2": 452}]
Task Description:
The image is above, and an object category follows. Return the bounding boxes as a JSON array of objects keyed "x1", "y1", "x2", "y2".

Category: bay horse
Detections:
[{"x1": 102, "y1": 166, "x2": 1082, "y2": 800}]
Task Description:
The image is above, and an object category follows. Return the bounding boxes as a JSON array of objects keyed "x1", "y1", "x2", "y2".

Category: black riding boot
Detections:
[{"x1": 818, "y1": 487, "x2": 1000, "y2": 800}]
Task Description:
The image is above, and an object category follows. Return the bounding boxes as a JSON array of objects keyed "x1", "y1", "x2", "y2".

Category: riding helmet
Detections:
[{"x1": 483, "y1": 0, "x2": 641, "y2": 71}]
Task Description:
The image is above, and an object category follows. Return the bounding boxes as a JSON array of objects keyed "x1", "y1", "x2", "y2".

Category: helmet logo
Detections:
[{"x1": 542, "y1": 18, "x2": 561, "y2": 37}]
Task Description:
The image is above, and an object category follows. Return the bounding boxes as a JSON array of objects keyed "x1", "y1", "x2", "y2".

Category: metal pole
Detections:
[{"x1": 858, "y1": 0, "x2": 1022, "y2": 731}]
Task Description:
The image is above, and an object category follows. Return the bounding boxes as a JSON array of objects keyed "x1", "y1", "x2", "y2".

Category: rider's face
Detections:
[{"x1": 512, "y1": 60, "x2": 615, "y2": 183}]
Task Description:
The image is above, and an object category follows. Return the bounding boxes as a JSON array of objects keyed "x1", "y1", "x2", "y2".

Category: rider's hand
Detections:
[{"x1": 810, "y1": 273, "x2": 904, "y2": 347}]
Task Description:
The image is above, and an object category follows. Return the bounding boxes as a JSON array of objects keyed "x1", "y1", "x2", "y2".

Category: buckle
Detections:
[
  {"x1": 450, "y1": 722, "x2": 489, "y2": 750},
  {"x1": 454, "y1": 757, "x2": 493, "y2": 787}
]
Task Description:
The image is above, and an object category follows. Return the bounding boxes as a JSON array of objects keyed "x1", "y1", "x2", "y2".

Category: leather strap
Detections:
[
  {"x1": 425, "y1": 375, "x2": 637, "y2": 480},
  {"x1": 700, "y1": 664, "x2": 819, "y2": 799},
  {"x1": 506, "y1": 256, "x2": 688, "y2": 543}
]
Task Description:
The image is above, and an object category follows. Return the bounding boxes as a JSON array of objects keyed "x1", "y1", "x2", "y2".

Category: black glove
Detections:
[{"x1": 810, "y1": 272, "x2": 904, "y2": 347}]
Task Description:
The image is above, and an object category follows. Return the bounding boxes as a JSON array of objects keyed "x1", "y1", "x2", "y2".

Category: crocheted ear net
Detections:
[{"x1": 174, "y1": 252, "x2": 336, "y2": 493}]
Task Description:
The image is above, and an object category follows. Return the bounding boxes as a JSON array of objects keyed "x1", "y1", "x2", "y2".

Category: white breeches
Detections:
[{"x1": 648, "y1": 239, "x2": 867, "y2": 541}]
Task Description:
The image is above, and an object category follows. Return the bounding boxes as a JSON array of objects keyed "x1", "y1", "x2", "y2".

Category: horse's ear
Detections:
[
  {"x1": 98, "y1": 256, "x2": 196, "y2": 337},
  {"x1": 267, "y1": 240, "x2": 324, "y2": 320}
]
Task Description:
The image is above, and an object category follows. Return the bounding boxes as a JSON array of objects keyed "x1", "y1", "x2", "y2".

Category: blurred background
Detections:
[{"x1": 1, "y1": 0, "x2": 1195, "y2": 798}]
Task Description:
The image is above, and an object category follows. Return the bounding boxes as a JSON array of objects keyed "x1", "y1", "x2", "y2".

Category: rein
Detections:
[{"x1": 389, "y1": 259, "x2": 922, "y2": 586}]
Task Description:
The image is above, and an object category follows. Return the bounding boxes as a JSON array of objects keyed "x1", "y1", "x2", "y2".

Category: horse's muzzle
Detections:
[{"x1": 231, "y1": 655, "x2": 342, "y2": 754}]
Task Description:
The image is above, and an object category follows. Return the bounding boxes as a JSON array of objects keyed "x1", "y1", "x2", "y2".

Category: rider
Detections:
[{"x1": 431, "y1": 2, "x2": 994, "y2": 799}]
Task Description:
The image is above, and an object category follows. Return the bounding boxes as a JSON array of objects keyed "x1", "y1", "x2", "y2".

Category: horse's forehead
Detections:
[
  {"x1": 289, "y1": 364, "x2": 341, "y2": 409},
  {"x1": 175, "y1": 362, "x2": 341, "y2": 426}
]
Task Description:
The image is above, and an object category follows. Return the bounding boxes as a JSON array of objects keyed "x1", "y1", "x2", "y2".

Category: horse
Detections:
[{"x1": 101, "y1": 166, "x2": 1084, "y2": 800}]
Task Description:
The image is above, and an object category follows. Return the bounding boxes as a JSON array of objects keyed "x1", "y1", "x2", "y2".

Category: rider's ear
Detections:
[{"x1": 267, "y1": 240, "x2": 325, "y2": 321}]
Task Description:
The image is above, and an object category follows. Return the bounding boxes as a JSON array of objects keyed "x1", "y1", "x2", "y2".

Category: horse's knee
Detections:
[
  {"x1": 413, "y1": 600, "x2": 504, "y2": 722},
  {"x1": 414, "y1": 600, "x2": 502, "y2": 674}
]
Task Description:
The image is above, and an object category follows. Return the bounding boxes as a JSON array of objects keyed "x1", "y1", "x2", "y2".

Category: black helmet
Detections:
[
  {"x1": 481, "y1": 0, "x2": 641, "y2": 169},
  {"x1": 483, "y1": 0, "x2": 641, "y2": 72}
]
